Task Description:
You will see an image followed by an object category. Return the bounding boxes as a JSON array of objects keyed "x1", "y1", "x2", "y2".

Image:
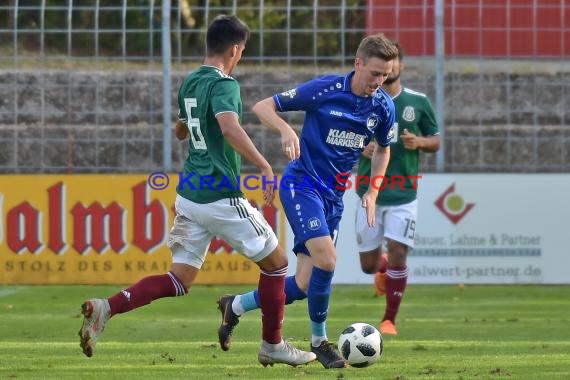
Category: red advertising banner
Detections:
[{"x1": 0, "y1": 175, "x2": 284, "y2": 285}]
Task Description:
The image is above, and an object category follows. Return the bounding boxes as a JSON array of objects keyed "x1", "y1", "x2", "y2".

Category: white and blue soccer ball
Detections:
[{"x1": 338, "y1": 322, "x2": 383, "y2": 367}]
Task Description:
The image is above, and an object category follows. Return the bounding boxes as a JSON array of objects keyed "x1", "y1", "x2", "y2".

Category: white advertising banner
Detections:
[{"x1": 286, "y1": 174, "x2": 569, "y2": 284}]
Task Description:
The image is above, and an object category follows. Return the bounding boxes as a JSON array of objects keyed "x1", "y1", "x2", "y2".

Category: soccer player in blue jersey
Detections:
[{"x1": 216, "y1": 33, "x2": 398, "y2": 369}]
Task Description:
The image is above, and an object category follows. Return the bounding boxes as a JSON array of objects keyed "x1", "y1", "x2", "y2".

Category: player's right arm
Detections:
[
  {"x1": 253, "y1": 78, "x2": 327, "y2": 161},
  {"x1": 175, "y1": 119, "x2": 189, "y2": 140},
  {"x1": 361, "y1": 141, "x2": 376, "y2": 159},
  {"x1": 252, "y1": 97, "x2": 300, "y2": 161}
]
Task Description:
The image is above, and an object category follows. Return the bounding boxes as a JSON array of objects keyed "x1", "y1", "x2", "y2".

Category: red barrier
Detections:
[{"x1": 367, "y1": 0, "x2": 569, "y2": 57}]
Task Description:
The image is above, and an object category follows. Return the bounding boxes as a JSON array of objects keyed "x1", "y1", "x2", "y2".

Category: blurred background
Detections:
[{"x1": 1, "y1": 0, "x2": 569, "y2": 175}]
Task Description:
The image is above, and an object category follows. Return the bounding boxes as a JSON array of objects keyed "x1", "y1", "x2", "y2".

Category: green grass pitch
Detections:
[{"x1": 0, "y1": 284, "x2": 569, "y2": 379}]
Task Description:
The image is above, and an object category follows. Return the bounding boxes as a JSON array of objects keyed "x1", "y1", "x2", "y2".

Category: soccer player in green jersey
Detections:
[
  {"x1": 355, "y1": 42, "x2": 440, "y2": 336},
  {"x1": 78, "y1": 15, "x2": 316, "y2": 367}
]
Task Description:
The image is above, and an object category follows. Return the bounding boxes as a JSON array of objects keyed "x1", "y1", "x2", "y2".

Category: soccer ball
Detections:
[{"x1": 338, "y1": 322, "x2": 383, "y2": 367}]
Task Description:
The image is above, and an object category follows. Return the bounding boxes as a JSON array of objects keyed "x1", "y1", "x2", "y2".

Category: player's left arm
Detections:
[
  {"x1": 400, "y1": 130, "x2": 440, "y2": 152},
  {"x1": 361, "y1": 93, "x2": 395, "y2": 226},
  {"x1": 361, "y1": 143, "x2": 390, "y2": 227},
  {"x1": 400, "y1": 96, "x2": 441, "y2": 152}
]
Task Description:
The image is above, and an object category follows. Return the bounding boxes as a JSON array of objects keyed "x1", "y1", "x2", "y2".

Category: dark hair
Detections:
[
  {"x1": 206, "y1": 15, "x2": 250, "y2": 56},
  {"x1": 392, "y1": 41, "x2": 404, "y2": 61},
  {"x1": 356, "y1": 33, "x2": 399, "y2": 63}
]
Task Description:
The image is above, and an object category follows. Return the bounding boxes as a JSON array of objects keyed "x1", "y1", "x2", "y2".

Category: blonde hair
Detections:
[{"x1": 356, "y1": 33, "x2": 399, "y2": 63}]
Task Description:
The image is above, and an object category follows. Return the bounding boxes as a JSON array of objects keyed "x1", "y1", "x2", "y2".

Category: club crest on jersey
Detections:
[
  {"x1": 402, "y1": 106, "x2": 416, "y2": 122},
  {"x1": 308, "y1": 217, "x2": 321, "y2": 230},
  {"x1": 366, "y1": 114, "x2": 379, "y2": 131},
  {"x1": 279, "y1": 88, "x2": 298, "y2": 101}
]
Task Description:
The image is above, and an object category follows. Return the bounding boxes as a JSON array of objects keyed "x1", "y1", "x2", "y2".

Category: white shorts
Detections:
[
  {"x1": 355, "y1": 198, "x2": 418, "y2": 252},
  {"x1": 167, "y1": 195, "x2": 278, "y2": 268}
]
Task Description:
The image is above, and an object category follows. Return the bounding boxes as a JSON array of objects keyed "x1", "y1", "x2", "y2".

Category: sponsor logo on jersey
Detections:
[
  {"x1": 366, "y1": 114, "x2": 379, "y2": 130},
  {"x1": 279, "y1": 88, "x2": 298, "y2": 101},
  {"x1": 402, "y1": 106, "x2": 416, "y2": 122},
  {"x1": 325, "y1": 129, "x2": 366, "y2": 149},
  {"x1": 330, "y1": 109, "x2": 343, "y2": 117}
]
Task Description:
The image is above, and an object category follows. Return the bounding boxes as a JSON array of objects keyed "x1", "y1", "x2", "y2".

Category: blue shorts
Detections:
[{"x1": 279, "y1": 176, "x2": 344, "y2": 256}]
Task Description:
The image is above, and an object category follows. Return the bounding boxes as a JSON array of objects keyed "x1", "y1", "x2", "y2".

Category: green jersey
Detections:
[
  {"x1": 356, "y1": 87, "x2": 439, "y2": 205},
  {"x1": 177, "y1": 65, "x2": 244, "y2": 203}
]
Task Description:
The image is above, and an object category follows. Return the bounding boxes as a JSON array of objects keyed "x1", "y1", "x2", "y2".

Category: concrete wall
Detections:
[{"x1": 0, "y1": 69, "x2": 569, "y2": 173}]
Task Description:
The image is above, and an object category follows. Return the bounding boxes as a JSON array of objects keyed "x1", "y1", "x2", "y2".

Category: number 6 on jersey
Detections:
[{"x1": 184, "y1": 97, "x2": 207, "y2": 150}]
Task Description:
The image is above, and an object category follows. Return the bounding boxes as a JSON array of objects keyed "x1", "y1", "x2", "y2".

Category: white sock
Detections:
[
  {"x1": 311, "y1": 335, "x2": 326, "y2": 347},
  {"x1": 232, "y1": 295, "x2": 245, "y2": 316}
]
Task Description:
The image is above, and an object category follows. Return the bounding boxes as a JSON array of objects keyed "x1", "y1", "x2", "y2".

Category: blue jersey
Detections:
[{"x1": 274, "y1": 71, "x2": 395, "y2": 198}]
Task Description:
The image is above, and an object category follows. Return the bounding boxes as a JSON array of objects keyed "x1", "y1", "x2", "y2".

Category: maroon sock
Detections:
[
  {"x1": 108, "y1": 272, "x2": 187, "y2": 316},
  {"x1": 383, "y1": 266, "x2": 408, "y2": 323},
  {"x1": 258, "y1": 265, "x2": 287, "y2": 344}
]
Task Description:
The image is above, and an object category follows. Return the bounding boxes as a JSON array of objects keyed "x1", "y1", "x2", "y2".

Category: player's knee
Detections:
[
  {"x1": 317, "y1": 259, "x2": 336, "y2": 272},
  {"x1": 169, "y1": 264, "x2": 198, "y2": 291},
  {"x1": 359, "y1": 258, "x2": 377, "y2": 274},
  {"x1": 386, "y1": 242, "x2": 409, "y2": 266},
  {"x1": 257, "y1": 247, "x2": 288, "y2": 272},
  {"x1": 359, "y1": 251, "x2": 379, "y2": 274},
  {"x1": 177, "y1": 275, "x2": 194, "y2": 292}
]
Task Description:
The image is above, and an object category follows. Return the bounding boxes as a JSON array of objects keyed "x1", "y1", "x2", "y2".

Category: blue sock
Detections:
[
  {"x1": 308, "y1": 267, "x2": 334, "y2": 340},
  {"x1": 240, "y1": 291, "x2": 259, "y2": 312},
  {"x1": 284, "y1": 275, "x2": 307, "y2": 304},
  {"x1": 245, "y1": 276, "x2": 307, "y2": 312}
]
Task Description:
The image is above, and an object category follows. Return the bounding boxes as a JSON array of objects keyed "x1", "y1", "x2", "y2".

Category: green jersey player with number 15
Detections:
[
  {"x1": 355, "y1": 42, "x2": 440, "y2": 336},
  {"x1": 78, "y1": 14, "x2": 316, "y2": 368}
]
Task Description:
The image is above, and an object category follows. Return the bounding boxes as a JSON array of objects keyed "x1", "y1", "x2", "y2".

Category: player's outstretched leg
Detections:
[
  {"x1": 78, "y1": 299, "x2": 111, "y2": 357},
  {"x1": 217, "y1": 294, "x2": 240, "y2": 351},
  {"x1": 258, "y1": 340, "x2": 317, "y2": 367}
]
